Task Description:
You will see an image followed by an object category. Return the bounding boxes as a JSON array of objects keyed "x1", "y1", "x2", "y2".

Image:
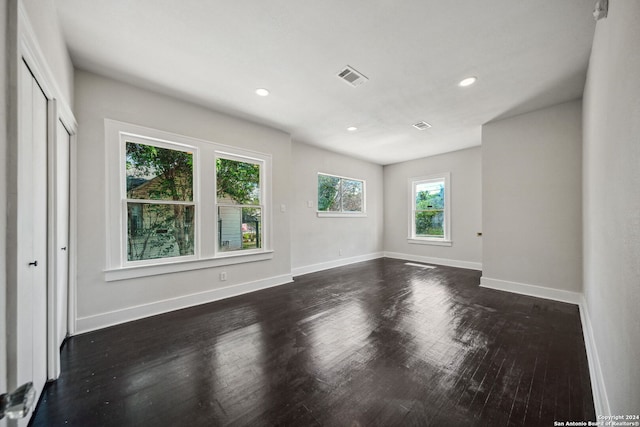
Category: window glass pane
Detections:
[
  {"x1": 415, "y1": 180, "x2": 444, "y2": 210},
  {"x1": 415, "y1": 210, "x2": 444, "y2": 237},
  {"x1": 126, "y1": 142, "x2": 193, "y2": 201},
  {"x1": 127, "y1": 203, "x2": 195, "y2": 261},
  {"x1": 218, "y1": 206, "x2": 262, "y2": 252},
  {"x1": 216, "y1": 158, "x2": 260, "y2": 205},
  {"x1": 342, "y1": 179, "x2": 363, "y2": 212},
  {"x1": 318, "y1": 174, "x2": 341, "y2": 211}
]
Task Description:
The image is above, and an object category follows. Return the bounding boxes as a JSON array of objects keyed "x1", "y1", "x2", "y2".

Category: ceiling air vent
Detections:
[
  {"x1": 337, "y1": 65, "x2": 368, "y2": 87},
  {"x1": 412, "y1": 121, "x2": 432, "y2": 130}
]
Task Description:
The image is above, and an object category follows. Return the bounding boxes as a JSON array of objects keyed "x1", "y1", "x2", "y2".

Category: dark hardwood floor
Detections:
[{"x1": 30, "y1": 258, "x2": 595, "y2": 426}]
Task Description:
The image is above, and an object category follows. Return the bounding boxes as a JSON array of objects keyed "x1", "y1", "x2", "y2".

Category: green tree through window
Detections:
[
  {"x1": 414, "y1": 181, "x2": 445, "y2": 237},
  {"x1": 126, "y1": 142, "x2": 194, "y2": 261},
  {"x1": 410, "y1": 174, "x2": 450, "y2": 242},
  {"x1": 317, "y1": 173, "x2": 364, "y2": 213},
  {"x1": 216, "y1": 157, "x2": 262, "y2": 252},
  {"x1": 216, "y1": 158, "x2": 260, "y2": 204}
]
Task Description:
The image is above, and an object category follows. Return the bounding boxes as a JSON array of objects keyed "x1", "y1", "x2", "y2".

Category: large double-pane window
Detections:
[
  {"x1": 216, "y1": 156, "x2": 262, "y2": 253},
  {"x1": 106, "y1": 120, "x2": 272, "y2": 280},
  {"x1": 317, "y1": 173, "x2": 365, "y2": 215},
  {"x1": 409, "y1": 173, "x2": 451, "y2": 245},
  {"x1": 125, "y1": 141, "x2": 195, "y2": 262}
]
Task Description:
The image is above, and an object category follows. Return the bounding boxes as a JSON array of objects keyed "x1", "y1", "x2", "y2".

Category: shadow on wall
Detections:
[{"x1": 489, "y1": 67, "x2": 587, "y2": 123}]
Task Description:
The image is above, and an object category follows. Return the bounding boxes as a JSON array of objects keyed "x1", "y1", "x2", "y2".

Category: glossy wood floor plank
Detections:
[{"x1": 31, "y1": 258, "x2": 595, "y2": 426}]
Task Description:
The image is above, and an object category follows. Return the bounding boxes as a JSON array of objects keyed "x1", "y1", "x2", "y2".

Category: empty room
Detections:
[{"x1": 1, "y1": 0, "x2": 639, "y2": 426}]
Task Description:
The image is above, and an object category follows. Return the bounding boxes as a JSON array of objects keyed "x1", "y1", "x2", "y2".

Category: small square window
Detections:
[{"x1": 317, "y1": 173, "x2": 365, "y2": 216}]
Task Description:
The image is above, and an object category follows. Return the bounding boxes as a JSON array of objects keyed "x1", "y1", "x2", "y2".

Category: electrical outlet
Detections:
[
  {"x1": 307, "y1": 200, "x2": 313, "y2": 208},
  {"x1": 220, "y1": 272, "x2": 227, "y2": 281},
  {"x1": 339, "y1": 249, "x2": 343, "y2": 256}
]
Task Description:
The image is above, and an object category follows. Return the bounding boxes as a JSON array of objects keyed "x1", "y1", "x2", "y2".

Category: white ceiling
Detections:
[{"x1": 55, "y1": 0, "x2": 596, "y2": 165}]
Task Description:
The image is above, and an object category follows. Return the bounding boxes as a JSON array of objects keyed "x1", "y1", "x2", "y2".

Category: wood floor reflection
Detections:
[{"x1": 31, "y1": 258, "x2": 595, "y2": 426}]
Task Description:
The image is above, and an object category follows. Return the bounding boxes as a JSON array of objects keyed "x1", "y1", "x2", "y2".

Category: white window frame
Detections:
[
  {"x1": 105, "y1": 120, "x2": 273, "y2": 281},
  {"x1": 408, "y1": 172, "x2": 452, "y2": 246},
  {"x1": 214, "y1": 151, "x2": 266, "y2": 257},
  {"x1": 121, "y1": 134, "x2": 199, "y2": 267},
  {"x1": 316, "y1": 172, "x2": 367, "y2": 217}
]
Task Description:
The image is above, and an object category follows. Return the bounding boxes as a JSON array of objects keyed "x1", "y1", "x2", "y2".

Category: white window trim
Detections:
[
  {"x1": 316, "y1": 212, "x2": 368, "y2": 218},
  {"x1": 408, "y1": 172, "x2": 452, "y2": 246},
  {"x1": 214, "y1": 151, "x2": 267, "y2": 257},
  {"x1": 120, "y1": 134, "x2": 200, "y2": 267},
  {"x1": 407, "y1": 238, "x2": 452, "y2": 247},
  {"x1": 104, "y1": 251, "x2": 274, "y2": 282},
  {"x1": 105, "y1": 119, "x2": 272, "y2": 281},
  {"x1": 316, "y1": 172, "x2": 367, "y2": 217}
]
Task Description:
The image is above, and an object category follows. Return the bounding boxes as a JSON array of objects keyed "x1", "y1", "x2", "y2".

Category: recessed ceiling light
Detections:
[
  {"x1": 255, "y1": 88, "x2": 270, "y2": 96},
  {"x1": 347, "y1": 126, "x2": 358, "y2": 132},
  {"x1": 458, "y1": 76, "x2": 477, "y2": 87}
]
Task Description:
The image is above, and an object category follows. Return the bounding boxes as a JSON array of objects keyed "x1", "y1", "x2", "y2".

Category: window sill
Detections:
[
  {"x1": 408, "y1": 238, "x2": 452, "y2": 247},
  {"x1": 317, "y1": 212, "x2": 367, "y2": 218},
  {"x1": 104, "y1": 250, "x2": 274, "y2": 282}
]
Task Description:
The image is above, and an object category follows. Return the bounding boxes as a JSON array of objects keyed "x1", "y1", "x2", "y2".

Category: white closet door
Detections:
[
  {"x1": 55, "y1": 121, "x2": 70, "y2": 348},
  {"x1": 16, "y1": 60, "x2": 49, "y2": 425},
  {"x1": 31, "y1": 62, "x2": 48, "y2": 400}
]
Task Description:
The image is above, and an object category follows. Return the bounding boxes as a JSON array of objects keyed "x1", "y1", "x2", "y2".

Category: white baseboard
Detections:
[
  {"x1": 291, "y1": 252, "x2": 384, "y2": 277},
  {"x1": 75, "y1": 274, "x2": 293, "y2": 334},
  {"x1": 74, "y1": 260, "x2": 610, "y2": 419},
  {"x1": 383, "y1": 251, "x2": 482, "y2": 271},
  {"x1": 479, "y1": 276, "x2": 609, "y2": 416},
  {"x1": 479, "y1": 276, "x2": 582, "y2": 304},
  {"x1": 578, "y1": 297, "x2": 611, "y2": 417}
]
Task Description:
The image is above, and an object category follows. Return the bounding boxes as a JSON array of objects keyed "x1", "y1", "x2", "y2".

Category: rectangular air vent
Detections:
[
  {"x1": 337, "y1": 65, "x2": 368, "y2": 87},
  {"x1": 412, "y1": 121, "x2": 432, "y2": 130}
]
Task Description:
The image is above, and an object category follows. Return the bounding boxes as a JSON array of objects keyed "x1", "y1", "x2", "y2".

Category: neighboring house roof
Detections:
[{"x1": 127, "y1": 172, "x2": 192, "y2": 201}]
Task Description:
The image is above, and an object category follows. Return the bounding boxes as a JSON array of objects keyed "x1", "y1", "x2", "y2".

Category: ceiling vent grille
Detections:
[
  {"x1": 412, "y1": 121, "x2": 432, "y2": 130},
  {"x1": 337, "y1": 65, "x2": 368, "y2": 87}
]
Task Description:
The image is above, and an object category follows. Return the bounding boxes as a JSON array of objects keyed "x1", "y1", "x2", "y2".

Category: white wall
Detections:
[
  {"x1": 74, "y1": 70, "x2": 292, "y2": 331},
  {"x1": 481, "y1": 100, "x2": 583, "y2": 294},
  {"x1": 21, "y1": 0, "x2": 73, "y2": 106},
  {"x1": 383, "y1": 147, "x2": 482, "y2": 268},
  {"x1": 582, "y1": 0, "x2": 640, "y2": 414},
  {"x1": 290, "y1": 142, "x2": 384, "y2": 274}
]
